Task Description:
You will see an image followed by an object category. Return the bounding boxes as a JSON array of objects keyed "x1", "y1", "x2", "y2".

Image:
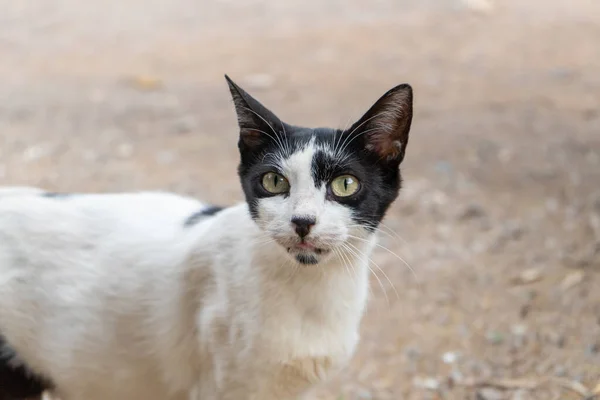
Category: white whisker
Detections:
[
  {"x1": 344, "y1": 241, "x2": 399, "y2": 302},
  {"x1": 347, "y1": 234, "x2": 419, "y2": 283},
  {"x1": 340, "y1": 243, "x2": 389, "y2": 307},
  {"x1": 242, "y1": 107, "x2": 288, "y2": 156},
  {"x1": 335, "y1": 112, "x2": 386, "y2": 159}
]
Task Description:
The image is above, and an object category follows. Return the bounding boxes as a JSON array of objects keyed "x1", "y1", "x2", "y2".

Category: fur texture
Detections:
[{"x1": 0, "y1": 76, "x2": 413, "y2": 400}]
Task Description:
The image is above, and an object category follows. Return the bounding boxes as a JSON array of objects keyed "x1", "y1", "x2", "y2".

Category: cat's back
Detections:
[
  {"x1": 0, "y1": 186, "x2": 210, "y2": 287},
  {"x1": 0, "y1": 187, "x2": 204, "y2": 242}
]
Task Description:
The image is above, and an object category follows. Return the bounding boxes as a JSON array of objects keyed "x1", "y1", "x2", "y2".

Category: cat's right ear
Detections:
[
  {"x1": 225, "y1": 75, "x2": 282, "y2": 150},
  {"x1": 347, "y1": 83, "x2": 413, "y2": 164}
]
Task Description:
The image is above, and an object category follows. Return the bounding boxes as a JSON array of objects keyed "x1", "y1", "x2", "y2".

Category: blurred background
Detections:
[{"x1": 1, "y1": 0, "x2": 599, "y2": 399}]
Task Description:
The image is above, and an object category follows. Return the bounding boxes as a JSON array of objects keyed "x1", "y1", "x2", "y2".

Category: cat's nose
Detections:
[{"x1": 291, "y1": 216, "x2": 316, "y2": 238}]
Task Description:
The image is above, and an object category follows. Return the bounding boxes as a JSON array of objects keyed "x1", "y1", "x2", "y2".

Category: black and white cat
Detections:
[{"x1": 0, "y1": 76, "x2": 413, "y2": 400}]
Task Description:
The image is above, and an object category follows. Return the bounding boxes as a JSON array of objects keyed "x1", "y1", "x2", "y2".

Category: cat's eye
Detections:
[
  {"x1": 331, "y1": 175, "x2": 360, "y2": 197},
  {"x1": 262, "y1": 172, "x2": 290, "y2": 194}
]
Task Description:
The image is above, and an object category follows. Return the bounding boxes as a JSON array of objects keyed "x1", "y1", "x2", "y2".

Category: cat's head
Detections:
[{"x1": 226, "y1": 75, "x2": 413, "y2": 265}]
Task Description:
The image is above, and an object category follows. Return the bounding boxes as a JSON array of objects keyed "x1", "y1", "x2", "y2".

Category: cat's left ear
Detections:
[
  {"x1": 225, "y1": 74, "x2": 283, "y2": 150},
  {"x1": 347, "y1": 83, "x2": 413, "y2": 164}
]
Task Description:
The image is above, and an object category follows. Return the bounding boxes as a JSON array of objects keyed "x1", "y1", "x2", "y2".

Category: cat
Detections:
[{"x1": 0, "y1": 75, "x2": 413, "y2": 400}]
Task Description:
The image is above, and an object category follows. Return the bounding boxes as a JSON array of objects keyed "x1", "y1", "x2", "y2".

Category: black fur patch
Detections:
[
  {"x1": 42, "y1": 192, "x2": 72, "y2": 199},
  {"x1": 0, "y1": 335, "x2": 53, "y2": 400},
  {"x1": 184, "y1": 206, "x2": 224, "y2": 227},
  {"x1": 295, "y1": 254, "x2": 319, "y2": 265},
  {"x1": 310, "y1": 146, "x2": 401, "y2": 230}
]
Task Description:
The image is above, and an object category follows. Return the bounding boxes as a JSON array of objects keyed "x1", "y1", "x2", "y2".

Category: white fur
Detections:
[{"x1": 0, "y1": 158, "x2": 374, "y2": 399}]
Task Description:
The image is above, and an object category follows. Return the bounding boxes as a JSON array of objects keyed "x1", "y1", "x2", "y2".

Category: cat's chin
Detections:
[
  {"x1": 285, "y1": 244, "x2": 331, "y2": 265},
  {"x1": 294, "y1": 253, "x2": 321, "y2": 265}
]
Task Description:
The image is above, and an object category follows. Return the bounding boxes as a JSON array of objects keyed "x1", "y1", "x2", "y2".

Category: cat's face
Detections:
[{"x1": 226, "y1": 76, "x2": 413, "y2": 265}]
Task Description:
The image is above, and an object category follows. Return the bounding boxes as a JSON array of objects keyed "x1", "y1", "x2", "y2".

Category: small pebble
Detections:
[
  {"x1": 510, "y1": 390, "x2": 529, "y2": 400},
  {"x1": 553, "y1": 364, "x2": 567, "y2": 377},
  {"x1": 355, "y1": 389, "x2": 373, "y2": 400},
  {"x1": 23, "y1": 145, "x2": 50, "y2": 162},
  {"x1": 511, "y1": 324, "x2": 528, "y2": 336},
  {"x1": 442, "y1": 351, "x2": 460, "y2": 364},
  {"x1": 173, "y1": 116, "x2": 197, "y2": 134},
  {"x1": 547, "y1": 332, "x2": 566, "y2": 348},
  {"x1": 412, "y1": 376, "x2": 441, "y2": 391},
  {"x1": 486, "y1": 331, "x2": 505, "y2": 345},
  {"x1": 449, "y1": 367, "x2": 464, "y2": 385},
  {"x1": 511, "y1": 268, "x2": 543, "y2": 285},
  {"x1": 403, "y1": 346, "x2": 421, "y2": 360},
  {"x1": 560, "y1": 270, "x2": 585, "y2": 292},
  {"x1": 585, "y1": 342, "x2": 599, "y2": 357},
  {"x1": 503, "y1": 221, "x2": 525, "y2": 240},
  {"x1": 519, "y1": 302, "x2": 531, "y2": 319},
  {"x1": 457, "y1": 203, "x2": 486, "y2": 221}
]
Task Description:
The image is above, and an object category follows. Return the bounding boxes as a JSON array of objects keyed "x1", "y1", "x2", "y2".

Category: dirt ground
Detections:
[{"x1": 1, "y1": 0, "x2": 599, "y2": 399}]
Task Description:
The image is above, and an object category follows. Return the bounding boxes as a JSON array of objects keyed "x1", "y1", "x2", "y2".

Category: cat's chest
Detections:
[
  {"x1": 245, "y1": 297, "x2": 361, "y2": 394},
  {"x1": 257, "y1": 280, "x2": 365, "y2": 364}
]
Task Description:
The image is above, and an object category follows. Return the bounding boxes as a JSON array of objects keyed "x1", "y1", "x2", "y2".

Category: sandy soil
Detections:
[{"x1": 1, "y1": 0, "x2": 599, "y2": 398}]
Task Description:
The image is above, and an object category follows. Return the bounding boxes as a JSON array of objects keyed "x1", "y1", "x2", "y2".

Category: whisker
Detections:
[
  {"x1": 347, "y1": 234, "x2": 419, "y2": 283},
  {"x1": 242, "y1": 107, "x2": 288, "y2": 156},
  {"x1": 344, "y1": 241, "x2": 400, "y2": 302},
  {"x1": 333, "y1": 247, "x2": 357, "y2": 288},
  {"x1": 335, "y1": 112, "x2": 386, "y2": 158},
  {"x1": 341, "y1": 114, "x2": 356, "y2": 132},
  {"x1": 347, "y1": 222, "x2": 409, "y2": 246},
  {"x1": 336, "y1": 126, "x2": 381, "y2": 157},
  {"x1": 282, "y1": 258, "x2": 299, "y2": 284},
  {"x1": 340, "y1": 242, "x2": 389, "y2": 307},
  {"x1": 337, "y1": 243, "x2": 374, "y2": 299},
  {"x1": 346, "y1": 224, "x2": 392, "y2": 239},
  {"x1": 376, "y1": 221, "x2": 409, "y2": 245},
  {"x1": 278, "y1": 116, "x2": 291, "y2": 156},
  {"x1": 252, "y1": 240, "x2": 277, "y2": 249}
]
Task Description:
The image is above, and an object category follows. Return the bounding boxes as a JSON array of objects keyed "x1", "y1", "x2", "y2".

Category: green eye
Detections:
[
  {"x1": 331, "y1": 175, "x2": 360, "y2": 197},
  {"x1": 262, "y1": 172, "x2": 290, "y2": 194}
]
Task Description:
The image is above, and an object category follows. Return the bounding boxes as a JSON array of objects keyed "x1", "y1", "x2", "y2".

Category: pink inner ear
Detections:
[
  {"x1": 366, "y1": 135, "x2": 403, "y2": 160},
  {"x1": 241, "y1": 128, "x2": 265, "y2": 147},
  {"x1": 365, "y1": 107, "x2": 409, "y2": 160}
]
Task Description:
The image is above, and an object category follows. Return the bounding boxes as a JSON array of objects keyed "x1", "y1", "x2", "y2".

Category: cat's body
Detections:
[
  {"x1": 0, "y1": 190, "x2": 369, "y2": 400},
  {"x1": 0, "y1": 76, "x2": 413, "y2": 400}
]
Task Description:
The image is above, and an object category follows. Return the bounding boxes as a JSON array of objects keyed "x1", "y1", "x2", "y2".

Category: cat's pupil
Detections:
[
  {"x1": 344, "y1": 179, "x2": 349, "y2": 190},
  {"x1": 273, "y1": 176, "x2": 279, "y2": 187}
]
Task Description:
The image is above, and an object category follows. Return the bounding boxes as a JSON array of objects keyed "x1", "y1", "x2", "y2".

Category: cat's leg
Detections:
[
  {"x1": 261, "y1": 358, "x2": 333, "y2": 400},
  {"x1": 227, "y1": 357, "x2": 336, "y2": 400},
  {"x1": 0, "y1": 338, "x2": 53, "y2": 400}
]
